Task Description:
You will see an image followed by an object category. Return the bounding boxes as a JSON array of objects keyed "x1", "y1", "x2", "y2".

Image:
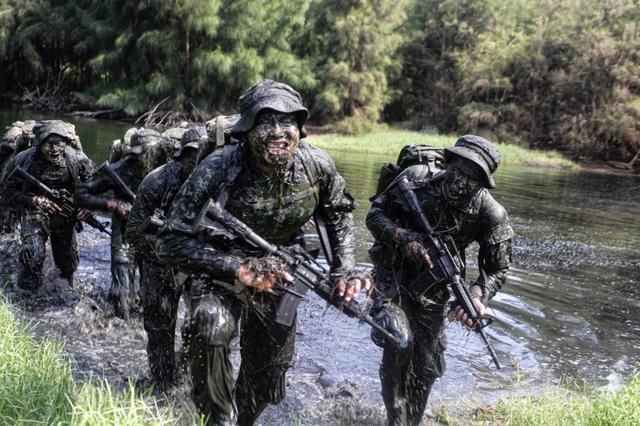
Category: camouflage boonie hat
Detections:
[
  {"x1": 127, "y1": 128, "x2": 162, "y2": 155},
  {"x1": 33, "y1": 120, "x2": 77, "y2": 144},
  {"x1": 231, "y1": 79, "x2": 308, "y2": 138},
  {"x1": 175, "y1": 127, "x2": 206, "y2": 157},
  {"x1": 445, "y1": 134, "x2": 501, "y2": 189}
]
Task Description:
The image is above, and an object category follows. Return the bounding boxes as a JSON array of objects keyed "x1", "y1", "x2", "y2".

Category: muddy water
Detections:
[{"x1": 1, "y1": 110, "x2": 640, "y2": 424}]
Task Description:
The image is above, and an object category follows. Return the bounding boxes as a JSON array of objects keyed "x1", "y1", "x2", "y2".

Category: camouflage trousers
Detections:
[
  {"x1": 372, "y1": 269, "x2": 448, "y2": 426},
  {"x1": 187, "y1": 281, "x2": 296, "y2": 426},
  {"x1": 18, "y1": 213, "x2": 78, "y2": 289},
  {"x1": 109, "y1": 215, "x2": 138, "y2": 318},
  {"x1": 140, "y1": 259, "x2": 181, "y2": 390}
]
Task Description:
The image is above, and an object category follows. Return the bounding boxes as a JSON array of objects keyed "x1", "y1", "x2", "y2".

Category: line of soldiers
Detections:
[{"x1": 0, "y1": 80, "x2": 513, "y2": 426}]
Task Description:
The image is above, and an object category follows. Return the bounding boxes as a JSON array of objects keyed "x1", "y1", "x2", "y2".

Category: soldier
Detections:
[
  {"x1": 126, "y1": 127, "x2": 204, "y2": 391},
  {"x1": 11, "y1": 120, "x2": 38, "y2": 157},
  {"x1": 155, "y1": 80, "x2": 370, "y2": 425},
  {"x1": 77, "y1": 129, "x2": 166, "y2": 319},
  {"x1": 366, "y1": 135, "x2": 513, "y2": 425},
  {"x1": 1, "y1": 120, "x2": 95, "y2": 289},
  {"x1": 1, "y1": 122, "x2": 25, "y2": 234}
]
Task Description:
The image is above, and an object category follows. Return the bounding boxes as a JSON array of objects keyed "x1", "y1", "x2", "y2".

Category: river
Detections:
[{"x1": 1, "y1": 110, "x2": 640, "y2": 424}]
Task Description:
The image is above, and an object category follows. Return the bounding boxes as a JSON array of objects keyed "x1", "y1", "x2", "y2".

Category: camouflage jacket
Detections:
[
  {"x1": 1, "y1": 147, "x2": 95, "y2": 219},
  {"x1": 126, "y1": 160, "x2": 187, "y2": 260},
  {"x1": 366, "y1": 165, "x2": 513, "y2": 303},
  {"x1": 76, "y1": 155, "x2": 145, "y2": 212},
  {"x1": 155, "y1": 141, "x2": 357, "y2": 282}
]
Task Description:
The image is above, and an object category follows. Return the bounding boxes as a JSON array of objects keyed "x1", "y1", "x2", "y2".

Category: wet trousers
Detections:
[
  {"x1": 18, "y1": 213, "x2": 78, "y2": 289},
  {"x1": 140, "y1": 259, "x2": 181, "y2": 390},
  {"x1": 187, "y1": 282, "x2": 296, "y2": 426},
  {"x1": 110, "y1": 216, "x2": 137, "y2": 318},
  {"x1": 373, "y1": 280, "x2": 448, "y2": 426}
]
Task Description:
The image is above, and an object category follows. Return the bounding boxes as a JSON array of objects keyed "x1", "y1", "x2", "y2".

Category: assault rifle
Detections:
[
  {"x1": 96, "y1": 161, "x2": 136, "y2": 202},
  {"x1": 397, "y1": 176, "x2": 501, "y2": 369},
  {"x1": 12, "y1": 166, "x2": 111, "y2": 235},
  {"x1": 193, "y1": 198, "x2": 401, "y2": 346}
]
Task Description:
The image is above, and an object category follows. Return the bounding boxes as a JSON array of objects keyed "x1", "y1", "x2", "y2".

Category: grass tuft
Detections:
[{"x1": 0, "y1": 299, "x2": 182, "y2": 425}]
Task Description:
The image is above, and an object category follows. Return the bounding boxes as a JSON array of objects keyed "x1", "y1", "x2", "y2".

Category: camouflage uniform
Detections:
[
  {"x1": 126, "y1": 128, "x2": 203, "y2": 390},
  {"x1": 1, "y1": 121, "x2": 95, "y2": 289},
  {"x1": 77, "y1": 130, "x2": 164, "y2": 318},
  {"x1": 156, "y1": 81, "x2": 357, "y2": 425},
  {"x1": 366, "y1": 136, "x2": 513, "y2": 425}
]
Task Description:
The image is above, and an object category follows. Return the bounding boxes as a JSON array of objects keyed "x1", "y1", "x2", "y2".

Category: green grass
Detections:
[
  {"x1": 0, "y1": 299, "x2": 184, "y2": 425},
  {"x1": 311, "y1": 130, "x2": 577, "y2": 169},
  {"x1": 470, "y1": 373, "x2": 640, "y2": 425}
]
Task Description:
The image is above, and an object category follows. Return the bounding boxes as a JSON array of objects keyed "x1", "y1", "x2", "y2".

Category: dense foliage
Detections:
[{"x1": 1, "y1": 0, "x2": 639, "y2": 161}]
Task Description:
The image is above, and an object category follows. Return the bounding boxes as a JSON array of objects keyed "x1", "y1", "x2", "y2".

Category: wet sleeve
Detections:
[
  {"x1": 76, "y1": 170, "x2": 116, "y2": 212},
  {"x1": 469, "y1": 199, "x2": 514, "y2": 303},
  {"x1": 0, "y1": 155, "x2": 36, "y2": 207},
  {"x1": 126, "y1": 171, "x2": 163, "y2": 258},
  {"x1": 366, "y1": 191, "x2": 402, "y2": 247},
  {"x1": 155, "y1": 154, "x2": 241, "y2": 280},
  {"x1": 314, "y1": 150, "x2": 357, "y2": 275},
  {"x1": 78, "y1": 156, "x2": 96, "y2": 182}
]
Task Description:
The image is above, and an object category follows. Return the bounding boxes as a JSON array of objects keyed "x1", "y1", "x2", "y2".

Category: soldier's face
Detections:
[
  {"x1": 180, "y1": 147, "x2": 198, "y2": 174},
  {"x1": 443, "y1": 161, "x2": 482, "y2": 206},
  {"x1": 247, "y1": 110, "x2": 300, "y2": 171},
  {"x1": 40, "y1": 135, "x2": 67, "y2": 165}
]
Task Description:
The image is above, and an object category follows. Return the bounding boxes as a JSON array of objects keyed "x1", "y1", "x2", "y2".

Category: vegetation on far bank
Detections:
[
  {"x1": 311, "y1": 130, "x2": 578, "y2": 169},
  {"x1": 1, "y1": 0, "x2": 639, "y2": 163},
  {"x1": 0, "y1": 299, "x2": 188, "y2": 425}
]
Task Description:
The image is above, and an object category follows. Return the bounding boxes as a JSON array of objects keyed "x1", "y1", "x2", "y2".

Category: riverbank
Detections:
[
  {"x1": 0, "y1": 299, "x2": 185, "y2": 425},
  {"x1": 311, "y1": 130, "x2": 579, "y2": 169},
  {"x1": 3, "y1": 294, "x2": 638, "y2": 425}
]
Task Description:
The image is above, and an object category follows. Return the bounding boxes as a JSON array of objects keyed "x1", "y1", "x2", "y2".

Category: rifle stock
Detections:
[
  {"x1": 192, "y1": 198, "x2": 401, "y2": 346},
  {"x1": 397, "y1": 175, "x2": 501, "y2": 369}
]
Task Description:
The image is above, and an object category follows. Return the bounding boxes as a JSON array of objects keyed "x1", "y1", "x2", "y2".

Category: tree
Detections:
[{"x1": 300, "y1": 0, "x2": 407, "y2": 133}]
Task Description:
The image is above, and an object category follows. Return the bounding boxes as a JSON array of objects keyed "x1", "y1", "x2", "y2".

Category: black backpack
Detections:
[{"x1": 370, "y1": 144, "x2": 446, "y2": 201}]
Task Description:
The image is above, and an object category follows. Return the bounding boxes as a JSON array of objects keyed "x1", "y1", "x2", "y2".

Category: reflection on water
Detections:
[{"x1": 2, "y1": 109, "x2": 640, "y2": 413}]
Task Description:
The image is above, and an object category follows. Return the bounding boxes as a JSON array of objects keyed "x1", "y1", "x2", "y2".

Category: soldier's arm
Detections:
[
  {"x1": 126, "y1": 168, "x2": 164, "y2": 258},
  {"x1": 366, "y1": 166, "x2": 430, "y2": 246},
  {"x1": 76, "y1": 170, "x2": 116, "y2": 212},
  {"x1": 0, "y1": 153, "x2": 37, "y2": 207},
  {"x1": 312, "y1": 146, "x2": 357, "y2": 275},
  {"x1": 155, "y1": 151, "x2": 241, "y2": 281},
  {"x1": 470, "y1": 198, "x2": 514, "y2": 304}
]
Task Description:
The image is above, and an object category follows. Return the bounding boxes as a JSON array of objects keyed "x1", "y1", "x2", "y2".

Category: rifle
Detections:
[
  {"x1": 193, "y1": 198, "x2": 401, "y2": 346},
  {"x1": 96, "y1": 161, "x2": 136, "y2": 202},
  {"x1": 397, "y1": 175, "x2": 501, "y2": 369},
  {"x1": 11, "y1": 166, "x2": 111, "y2": 235}
]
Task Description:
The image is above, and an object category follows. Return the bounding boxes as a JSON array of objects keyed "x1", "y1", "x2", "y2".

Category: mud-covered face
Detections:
[
  {"x1": 443, "y1": 160, "x2": 482, "y2": 207},
  {"x1": 247, "y1": 110, "x2": 300, "y2": 174},
  {"x1": 40, "y1": 135, "x2": 67, "y2": 165}
]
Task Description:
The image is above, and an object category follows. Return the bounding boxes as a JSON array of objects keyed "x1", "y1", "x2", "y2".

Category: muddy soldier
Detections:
[
  {"x1": 156, "y1": 80, "x2": 370, "y2": 425},
  {"x1": 77, "y1": 129, "x2": 166, "y2": 318},
  {"x1": 126, "y1": 127, "x2": 205, "y2": 391},
  {"x1": 1, "y1": 120, "x2": 95, "y2": 289},
  {"x1": 366, "y1": 135, "x2": 513, "y2": 425}
]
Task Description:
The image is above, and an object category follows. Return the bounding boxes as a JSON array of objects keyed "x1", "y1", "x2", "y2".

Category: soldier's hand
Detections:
[
  {"x1": 107, "y1": 199, "x2": 132, "y2": 219},
  {"x1": 454, "y1": 297, "x2": 486, "y2": 329},
  {"x1": 333, "y1": 269, "x2": 373, "y2": 302},
  {"x1": 235, "y1": 257, "x2": 293, "y2": 292},
  {"x1": 395, "y1": 228, "x2": 433, "y2": 268},
  {"x1": 33, "y1": 195, "x2": 62, "y2": 215},
  {"x1": 76, "y1": 209, "x2": 91, "y2": 220}
]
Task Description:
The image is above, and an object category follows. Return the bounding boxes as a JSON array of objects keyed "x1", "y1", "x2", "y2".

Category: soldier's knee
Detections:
[
  {"x1": 19, "y1": 238, "x2": 46, "y2": 267},
  {"x1": 189, "y1": 295, "x2": 238, "y2": 347},
  {"x1": 371, "y1": 300, "x2": 412, "y2": 350}
]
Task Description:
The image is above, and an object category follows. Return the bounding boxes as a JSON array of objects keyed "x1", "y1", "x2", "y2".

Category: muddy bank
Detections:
[{"x1": 1, "y1": 222, "x2": 540, "y2": 425}]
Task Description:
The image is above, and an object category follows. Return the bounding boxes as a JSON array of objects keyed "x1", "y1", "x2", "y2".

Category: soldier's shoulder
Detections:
[{"x1": 478, "y1": 190, "x2": 510, "y2": 224}]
